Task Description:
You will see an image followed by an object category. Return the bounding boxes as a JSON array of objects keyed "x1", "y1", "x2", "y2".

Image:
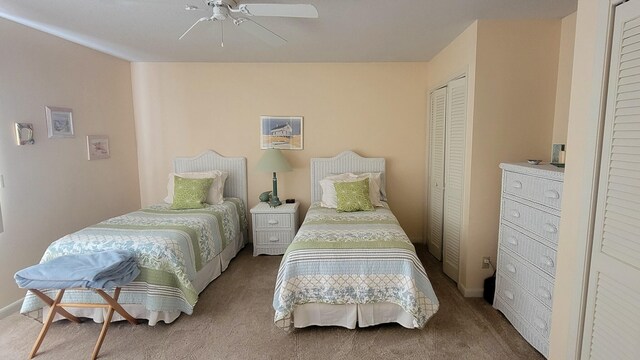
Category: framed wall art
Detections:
[
  {"x1": 87, "y1": 135, "x2": 110, "y2": 160},
  {"x1": 45, "y1": 106, "x2": 74, "y2": 138},
  {"x1": 260, "y1": 116, "x2": 303, "y2": 150}
]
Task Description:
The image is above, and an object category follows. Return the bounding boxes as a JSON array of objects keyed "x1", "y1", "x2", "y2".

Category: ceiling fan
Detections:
[{"x1": 179, "y1": 0, "x2": 318, "y2": 47}]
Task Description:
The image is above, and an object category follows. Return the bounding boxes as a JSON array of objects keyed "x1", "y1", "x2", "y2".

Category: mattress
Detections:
[
  {"x1": 20, "y1": 198, "x2": 247, "y2": 324},
  {"x1": 273, "y1": 202, "x2": 439, "y2": 330}
]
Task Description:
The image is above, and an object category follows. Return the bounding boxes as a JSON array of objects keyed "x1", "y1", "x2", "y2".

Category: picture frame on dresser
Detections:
[{"x1": 494, "y1": 162, "x2": 564, "y2": 358}]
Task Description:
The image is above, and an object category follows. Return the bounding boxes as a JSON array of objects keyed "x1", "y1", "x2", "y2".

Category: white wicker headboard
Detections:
[
  {"x1": 173, "y1": 150, "x2": 248, "y2": 211},
  {"x1": 310, "y1": 150, "x2": 386, "y2": 203}
]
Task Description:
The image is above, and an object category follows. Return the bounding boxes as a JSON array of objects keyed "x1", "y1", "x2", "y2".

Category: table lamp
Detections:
[{"x1": 256, "y1": 148, "x2": 292, "y2": 207}]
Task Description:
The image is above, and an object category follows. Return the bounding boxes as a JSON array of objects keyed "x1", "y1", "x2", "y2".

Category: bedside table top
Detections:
[{"x1": 250, "y1": 202, "x2": 299, "y2": 214}]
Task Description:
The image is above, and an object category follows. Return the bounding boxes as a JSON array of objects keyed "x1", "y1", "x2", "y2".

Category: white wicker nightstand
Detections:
[{"x1": 250, "y1": 202, "x2": 300, "y2": 256}]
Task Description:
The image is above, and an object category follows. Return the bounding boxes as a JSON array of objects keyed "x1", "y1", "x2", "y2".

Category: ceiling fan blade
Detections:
[
  {"x1": 238, "y1": 4, "x2": 318, "y2": 18},
  {"x1": 236, "y1": 18, "x2": 286, "y2": 47},
  {"x1": 179, "y1": 17, "x2": 210, "y2": 40}
]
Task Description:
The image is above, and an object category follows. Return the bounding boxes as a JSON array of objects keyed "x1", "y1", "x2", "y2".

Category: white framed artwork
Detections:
[
  {"x1": 87, "y1": 135, "x2": 110, "y2": 160},
  {"x1": 45, "y1": 106, "x2": 74, "y2": 138}
]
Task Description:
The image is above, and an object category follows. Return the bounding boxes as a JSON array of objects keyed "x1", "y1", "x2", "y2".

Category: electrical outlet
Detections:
[{"x1": 482, "y1": 257, "x2": 491, "y2": 269}]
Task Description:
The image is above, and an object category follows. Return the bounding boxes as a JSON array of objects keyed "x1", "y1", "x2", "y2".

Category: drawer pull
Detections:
[
  {"x1": 533, "y1": 318, "x2": 547, "y2": 330},
  {"x1": 267, "y1": 219, "x2": 279, "y2": 225},
  {"x1": 544, "y1": 190, "x2": 560, "y2": 199},
  {"x1": 540, "y1": 256, "x2": 554, "y2": 268},
  {"x1": 511, "y1": 181, "x2": 523, "y2": 189},
  {"x1": 543, "y1": 223, "x2": 558, "y2": 233},
  {"x1": 268, "y1": 236, "x2": 279, "y2": 242},
  {"x1": 511, "y1": 210, "x2": 521, "y2": 218},
  {"x1": 503, "y1": 290, "x2": 514, "y2": 300},
  {"x1": 506, "y1": 236, "x2": 518, "y2": 246},
  {"x1": 537, "y1": 288, "x2": 552, "y2": 300},
  {"x1": 506, "y1": 264, "x2": 517, "y2": 273}
]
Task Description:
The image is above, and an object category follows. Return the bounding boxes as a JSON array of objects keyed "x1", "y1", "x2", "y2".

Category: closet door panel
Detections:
[
  {"x1": 582, "y1": 2, "x2": 640, "y2": 358},
  {"x1": 428, "y1": 87, "x2": 447, "y2": 260},
  {"x1": 443, "y1": 77, "x2": 467, "y2": 282}
]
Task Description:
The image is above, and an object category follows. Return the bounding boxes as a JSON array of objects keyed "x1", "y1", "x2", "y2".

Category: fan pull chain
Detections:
[{"x1": 220, "y1": 20, "x2": 224, "y2": 47}]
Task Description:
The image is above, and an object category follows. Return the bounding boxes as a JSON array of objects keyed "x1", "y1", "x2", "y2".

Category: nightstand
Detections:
[{"x1": 250, "y1": 202, "x2": 300, "y2": 256}]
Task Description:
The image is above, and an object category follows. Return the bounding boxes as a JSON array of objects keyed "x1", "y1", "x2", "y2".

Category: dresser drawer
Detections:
[
  {"x1": 496, "y1": 274, "x2": 552, "y2": 339},
  {"x1": 254, "y1": 213, "x2": 292, "y2": 229},
  {"x1": 500, "y1": 224, "x2": 557, "y2": 277},
  {"x1": 504, "y1": 171, "x2": 563, "y2": 210},
  {"x1": 494, "y1": 296, "x2": 549, "y2": 357},
  {"x1": 502, "y1": 198, "x2": 560, "y2": 245},
  {"x1": 254, "y1": 230, "x2": 295, "y2": 246},
  {"x1": 497, "y1": 250, "x2": 554, "y2": 308}
]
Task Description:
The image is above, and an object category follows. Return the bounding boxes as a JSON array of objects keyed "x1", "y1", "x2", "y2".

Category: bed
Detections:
[
  {"x1": 20, "y1": 150, "x2": 248, "y2": 325},
  {"x1": 273, "y1": 151, "x2": 439, "y2": 330}
]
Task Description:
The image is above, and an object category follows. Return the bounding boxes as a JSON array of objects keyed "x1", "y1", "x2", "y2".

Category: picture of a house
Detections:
[{"x1": 261, "y1": 116, "x2": 303, "y2": 150}]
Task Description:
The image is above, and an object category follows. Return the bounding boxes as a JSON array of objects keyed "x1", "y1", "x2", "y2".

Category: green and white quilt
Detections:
[
  {"x1": 21, "y1": 198, "x2": 246, "y2": 316},
  {"x1": 273, "y1": 203, "x2": 439, "y2": 330}
]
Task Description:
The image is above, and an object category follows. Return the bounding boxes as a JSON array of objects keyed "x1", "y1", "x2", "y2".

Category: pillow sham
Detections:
[
  {"x1": 335, "y1": 178, "x2": 375, "y2": 212},
  {"x1": 319, "y1": 172, "x2": 383, "y2": 208},
  {"x1": 164, "y1": 170, "x2": 228, "y2": 205},
  {"x1": 171, "y1": 176, "x2": 214, "y2": 210}
]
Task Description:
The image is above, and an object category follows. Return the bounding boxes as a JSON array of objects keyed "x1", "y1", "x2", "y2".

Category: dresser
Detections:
[
  {"x1": 494, "y1": 163, "x2": 564, "y2": 357},
  {"x1": 250, "y1": 202, "x2": 300, "y2": 256}
]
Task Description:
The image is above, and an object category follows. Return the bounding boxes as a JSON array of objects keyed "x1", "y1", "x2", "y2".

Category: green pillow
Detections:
[
  {"x1": 335, "y1": 178, "x2": 375, "y2": 212},
  {"x1": 171, "y1": 176, "x2": 213, "y2": 210}
]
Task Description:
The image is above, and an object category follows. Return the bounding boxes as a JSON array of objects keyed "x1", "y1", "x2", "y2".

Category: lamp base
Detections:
[{"x1": 269, "y1": 196, "x2": 282, "y2": 207}]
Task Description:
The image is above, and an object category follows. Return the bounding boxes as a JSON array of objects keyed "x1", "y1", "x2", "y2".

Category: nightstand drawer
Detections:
[
  {"x1": 255, "y1": 230, "x2": 294, "y2": 246},
  {"x1": 254, "y1": 214, "x2": 292, "y2": 229}
]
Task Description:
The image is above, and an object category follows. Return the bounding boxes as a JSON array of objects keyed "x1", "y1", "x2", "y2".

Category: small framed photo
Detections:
[
  {"x1": 15, "y1": 123, "x2": 35, "y2": 145},
  {"x1": 260, "y1": 116, "x2": 303, "y2": 150},
  {"x1": 45, "y1": 106, "x2": 74, "y2": 138},
  {"x1": 87, "y1": 135, "x2": 110, "y2": 160}
]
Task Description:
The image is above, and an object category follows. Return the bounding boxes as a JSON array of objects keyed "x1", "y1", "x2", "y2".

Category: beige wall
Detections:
[
  {"x1": 463, "y1": 20, "x2": 562, "y2": 294},
  {"x1": 552, "y1": 12, "x2": 578, "y2": 145},
  {"x1": 550, "y1": 0, "x2": 603, "y2": 357},
  {"x1": 425, "y1": 21, "x2": 478, "y2": 291},
  {"x1": 131, "y1": 62, "x2": 430, "y2": 240},
  {"x1": 0, "y1": 19, "x2": 140, "y2": 309}
]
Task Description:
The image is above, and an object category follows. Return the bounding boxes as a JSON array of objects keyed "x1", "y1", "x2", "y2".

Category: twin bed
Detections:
[
  {"x1": 20, "y1": 150, "x2": 248, "y2": 325},
  {"x1": 273, "y1": 151, "x2": 439, "y2": 329},
  {"x1": 21, "y1": 150, "x2": 438, "y2": 330}
]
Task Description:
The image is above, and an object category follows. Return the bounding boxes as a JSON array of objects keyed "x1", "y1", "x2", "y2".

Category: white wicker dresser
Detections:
[{"x1": 494, "y1": 162, "x2": 564, "y2": 357}]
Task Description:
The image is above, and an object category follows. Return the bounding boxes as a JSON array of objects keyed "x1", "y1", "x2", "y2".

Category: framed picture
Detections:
[
  {"x1": 15, "y1": 123, "x2": 35, "y2": 145},
  {"x1": 87, "y1": 135, "x2": 110, "y2": 160},
  {"x1": 260, "y1": 116, "x2": 303, "y2": 150},
  {"x1": 45, "y1": 106, "x2": 74, "y2": 138}
]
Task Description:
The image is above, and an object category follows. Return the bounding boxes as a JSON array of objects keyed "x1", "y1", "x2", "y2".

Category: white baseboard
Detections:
[
  {"x1": 458, "y1": 283, "x2": 483, "y2": 298},
  {"x1": 0, "y1": 298, "x2": 23, "y2": 320}
]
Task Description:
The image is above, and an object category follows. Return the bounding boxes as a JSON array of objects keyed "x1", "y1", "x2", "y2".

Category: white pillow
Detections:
[
  {"x1": 164, "y1": 170, "x2": 228, "y2": 205},
  {"x1": 319, "y1": 172, "x2": 383, "y2": 208}
]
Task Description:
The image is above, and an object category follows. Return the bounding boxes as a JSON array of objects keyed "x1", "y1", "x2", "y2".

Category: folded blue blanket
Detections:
[{"x1": 15, "y1": 251, "x2": 140, "y2": 290}]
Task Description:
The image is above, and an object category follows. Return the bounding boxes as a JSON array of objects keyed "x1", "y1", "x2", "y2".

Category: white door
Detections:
[
  {"x1": 581, "y1": 2, "x2": 640, "y2": 358},
  {"x1": 428, "y1": 87, "x2": 447, "y2": 261},
  {"x1": 442, "y1": 77, "x2": 467, "y2": 283}
]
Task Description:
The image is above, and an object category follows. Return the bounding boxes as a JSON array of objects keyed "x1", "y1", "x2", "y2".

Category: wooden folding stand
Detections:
[{"x1": 28, "y1": 287, "x2": 138, "y2": 360}]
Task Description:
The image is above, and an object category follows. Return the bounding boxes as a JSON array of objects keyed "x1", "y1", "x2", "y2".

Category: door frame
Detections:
[{"x1": 554, "y1": 0, "x2": 624, "y2": 358}]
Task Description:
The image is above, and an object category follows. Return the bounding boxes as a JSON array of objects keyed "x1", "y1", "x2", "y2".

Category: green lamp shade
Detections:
[{"x1": 256, "y1": 149, "x2": 292, "y2": 172}]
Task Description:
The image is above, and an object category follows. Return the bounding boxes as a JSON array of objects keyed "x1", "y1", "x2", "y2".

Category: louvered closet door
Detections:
[
  {"x1": 442, "y1": 77, "x2": 467, "y2": 282},
  {"x1": 428, "y1": 87, "x2": 447, "y2": 261},
  {"x1": 581, "y1": 2, "x2": 640, "y2": 358}
]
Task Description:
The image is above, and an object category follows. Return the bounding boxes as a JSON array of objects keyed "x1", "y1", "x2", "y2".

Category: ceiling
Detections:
[{"x1": 0, "y1": 0, "x2": 577, "y2": 62}]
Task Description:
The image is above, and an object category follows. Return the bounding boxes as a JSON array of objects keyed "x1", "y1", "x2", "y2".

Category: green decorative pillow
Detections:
[
  {"x1": 171, "y1": 176, "x2": 214, "y2": 210},
  {"x1": 335, "y1": 178, "x2": 375, "y2": 212}
]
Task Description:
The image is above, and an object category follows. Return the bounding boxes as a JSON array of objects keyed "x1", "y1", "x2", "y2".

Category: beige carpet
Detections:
[{"x1": 0, "y1": 245, "x2": 543, "y2": 359}]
